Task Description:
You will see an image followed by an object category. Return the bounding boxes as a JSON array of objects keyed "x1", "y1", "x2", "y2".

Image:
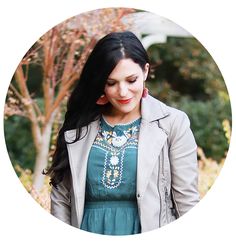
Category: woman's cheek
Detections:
[
  {"x1": 134, "y1": 83, "x2": 144, "y2": 94},
  {"x1": 104, "y1": 87, "x2": 116, "y2": 99}
]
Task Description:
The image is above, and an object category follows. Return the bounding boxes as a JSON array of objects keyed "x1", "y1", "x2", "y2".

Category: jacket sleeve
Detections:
[
  {"x1": 169, "y1": 111, "x2": 200, "y2": 217},
  {"x1": 50, "y1": 176, "x2": 71, "y2": 225}
]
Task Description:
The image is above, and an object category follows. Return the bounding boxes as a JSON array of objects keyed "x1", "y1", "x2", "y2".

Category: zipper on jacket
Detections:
[
  {"x1": 157, "y1": 120, "x2": 171, "y2": 227},
  {"x1": 164, "y1": 187, "x2": 170, "y2": 223},
  {"x1": 162, "y1": 142, "x2": 171, "y2": 224},
  {"x1": 171, "y1": 189, "x2": 180, "y2": 218},
  {"x1": 157, "y1": 154, "x2": 162, "y2": 227}
]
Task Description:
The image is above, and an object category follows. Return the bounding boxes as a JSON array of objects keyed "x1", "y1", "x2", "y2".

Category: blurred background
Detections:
[{"x1": 4, "y1": 8, "x2": 231, "y2": 212}]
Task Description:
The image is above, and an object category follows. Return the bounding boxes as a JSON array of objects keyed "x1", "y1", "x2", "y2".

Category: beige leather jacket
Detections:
[{"x1": 51, "y1": 95, "x2": 200, "y2": 233}]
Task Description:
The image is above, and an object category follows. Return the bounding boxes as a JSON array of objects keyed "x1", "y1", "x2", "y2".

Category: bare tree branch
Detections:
[
  {"x1": 15, "y1": 64, "x2": 42, "y2": 151},
  {"x1": 5, "y1": 8, "x2": 136, "y2": 191}
]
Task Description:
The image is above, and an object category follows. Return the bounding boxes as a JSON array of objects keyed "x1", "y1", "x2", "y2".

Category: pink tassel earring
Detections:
[
  {"x1": 142, "y1": 87, "x2": 149, "y2": 98},
  {"x1": 96, "y1": 94, "x2": 109, "y2": 105}
]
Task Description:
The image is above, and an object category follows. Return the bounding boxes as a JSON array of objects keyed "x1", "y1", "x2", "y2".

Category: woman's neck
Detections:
[{"x1": 102, "y1": 105, "x2": 141, "y2": 126}]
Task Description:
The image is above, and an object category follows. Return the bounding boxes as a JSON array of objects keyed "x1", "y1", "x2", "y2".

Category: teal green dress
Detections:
[{"x1": 80, "y1": 116, "x2": 142, "y2": 235}]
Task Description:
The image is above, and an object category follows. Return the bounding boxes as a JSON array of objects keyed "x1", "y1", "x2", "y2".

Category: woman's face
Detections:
[{"x1": 104, "y1": 58, "x2": 149, "y2": 117}]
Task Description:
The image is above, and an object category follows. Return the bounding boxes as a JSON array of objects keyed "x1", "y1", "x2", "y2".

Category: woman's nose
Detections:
[{"x1": 118, "y1": 83, "x2": 128, "y2": 97}]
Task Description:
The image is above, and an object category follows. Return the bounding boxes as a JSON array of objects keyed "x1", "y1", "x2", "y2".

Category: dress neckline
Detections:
[{"x1": 101, "y1": 115, "x2": 141, "y2": 128}]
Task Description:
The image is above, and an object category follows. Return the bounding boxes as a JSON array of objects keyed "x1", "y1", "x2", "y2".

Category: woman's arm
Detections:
[
  {"x1": 50, "y1": 176, "x2": 71, "y2": 224},
  {"x1": 169, "y1": 111, "x2": 200, "y2": 217}
]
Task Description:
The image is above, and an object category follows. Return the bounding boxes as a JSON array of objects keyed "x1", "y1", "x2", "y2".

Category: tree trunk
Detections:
[{"x1": 32, "y1": 111, "x2": 57, "y2": 191}]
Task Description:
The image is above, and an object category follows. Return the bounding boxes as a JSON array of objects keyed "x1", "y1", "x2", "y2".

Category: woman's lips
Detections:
[{"x1": 117, "y1": 98, "x2": 132, "y2": 104}]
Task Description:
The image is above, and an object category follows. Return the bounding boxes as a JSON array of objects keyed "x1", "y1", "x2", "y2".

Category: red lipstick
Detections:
[{"x1": 117, "y1": 98, "x2": 132, "y2": 104}]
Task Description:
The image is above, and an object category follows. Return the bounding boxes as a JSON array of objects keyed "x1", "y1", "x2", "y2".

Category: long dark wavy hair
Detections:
[{"x1": 45, "y1": 31, "x2": 149, "y2": 187}]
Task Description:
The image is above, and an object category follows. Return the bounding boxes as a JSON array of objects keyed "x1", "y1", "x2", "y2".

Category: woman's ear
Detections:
[{"x1": 144, "y1": 63, "x2": 150, "y2": 80}]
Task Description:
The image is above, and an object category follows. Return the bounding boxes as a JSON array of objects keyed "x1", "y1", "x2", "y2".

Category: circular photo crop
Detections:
[{"x1": 3, "y1": 7, "x2": 231, "y2": 235}]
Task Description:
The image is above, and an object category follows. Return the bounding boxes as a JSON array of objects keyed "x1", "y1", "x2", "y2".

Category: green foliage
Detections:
[
  {"x1": 171, "y1": 97, "x2": 231, "y2": 161},
  {"x1": 147, "y1": 36, "x2": 231, "y2": 161},
  {"x1": 148, "y1": 37, "x2": 228, "y2": 100},
  {"x1": 4, "y1": 97, "x2": 47, "y2": 173},
  {"x1": 4, "y1": 115, "x2": 36, "y2": 173}
]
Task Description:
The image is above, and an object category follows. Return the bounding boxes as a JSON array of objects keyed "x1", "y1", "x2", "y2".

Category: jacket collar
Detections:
[{"x1": 141, "y1": 95, "x2": 170, "y2": 122}]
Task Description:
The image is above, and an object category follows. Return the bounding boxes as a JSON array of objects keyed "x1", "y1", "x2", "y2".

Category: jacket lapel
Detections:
[
  {"x1": 137, "y1": 120, "x2": 167, "y2": 195},
  {"x1": 64, "y1": 120, "x2": 99, "y2": 226},
  {"x1": 137, "y1": 95, "x2": 169, "y2": 196}
]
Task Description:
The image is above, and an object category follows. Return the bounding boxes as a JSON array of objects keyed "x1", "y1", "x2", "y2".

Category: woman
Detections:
[{"x1": 46, "y1": 31, "x2": 200, "y2": 235}]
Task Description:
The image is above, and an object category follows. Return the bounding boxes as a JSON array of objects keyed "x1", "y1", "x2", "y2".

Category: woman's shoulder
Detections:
[
  {"x1": 64, "y1": 120, "x2": 100, "y2": 143},
  {"x1": 64, "y1": 129, "x2": 77, "y2": 143},
  {"x1": 143, "y1": 95, "x2": 188, "y2": 122},
  {"x1": 144, "y1": 95, "x2": 191, "y2": 136}
]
